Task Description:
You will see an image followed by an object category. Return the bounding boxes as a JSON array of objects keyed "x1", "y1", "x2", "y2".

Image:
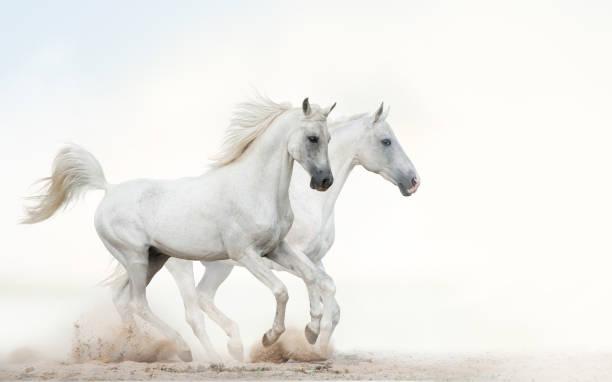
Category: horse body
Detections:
[
  {"x1": 95, "y1": 116, "x2": 297, "y2": 263},
  {"x1": 24, "y1": 96, "x2": 337, "y2": 363},
  {"x1": 164, "y1": 103, "x2": 420, "y2": 360},
  {"x1": 95, "y1": 177, "x2": 223, "y2": 261}
]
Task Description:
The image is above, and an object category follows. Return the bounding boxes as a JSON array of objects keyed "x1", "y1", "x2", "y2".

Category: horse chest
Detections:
[
  {"x1": 310, "y1": 229, "x2": 335, "y2": 262},
  {"x1": 248, "y1": 207, "x2": 293, "y2": 254},
  {"x1": 300, "y1": 217, "x2": 335, "y2": 263}
]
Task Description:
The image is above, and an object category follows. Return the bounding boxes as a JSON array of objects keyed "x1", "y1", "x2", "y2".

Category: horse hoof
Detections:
[
  {"x1": 319, "y1": 345, "x2": 330, "y2": 359},
  {"x1": 304, "y1": 324, "x2": 319, "y2": 345},
  {"x1": 227, "y1": 340, "x2": 244, "y2": 362},
  {"x1": 261, "y1": 330, "x2": 279, "y2": 347},
  {"x1": 179, "y1": 349, "x2": 193, "y2": 362}
]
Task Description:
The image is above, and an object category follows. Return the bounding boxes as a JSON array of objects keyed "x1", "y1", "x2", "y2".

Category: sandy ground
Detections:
[
  {"x1": 1, "y1": 324, "x2": 610, "y2": 381},
  {"x1": 2, "y1": 351, "x2": 612, "y2": 381}
]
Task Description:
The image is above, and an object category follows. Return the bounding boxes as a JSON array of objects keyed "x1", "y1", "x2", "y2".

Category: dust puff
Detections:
[
  {"x1": 71, "y1": 316, "x2": 181, "y2": 363},
  {"x1": 4, "y1": 347, "x2": 43, "y2": 364},
  {"x1": 249, "y1": 327, "x2": 332, "y2": 363}
]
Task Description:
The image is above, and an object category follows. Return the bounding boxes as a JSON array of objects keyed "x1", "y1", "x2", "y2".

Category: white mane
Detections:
[
  {"x1": 210, "y1": 95, "x2": 292, "y2": 167},
  {"x1": 329, "y1": 113, "x2": 368, "y2": 128}
]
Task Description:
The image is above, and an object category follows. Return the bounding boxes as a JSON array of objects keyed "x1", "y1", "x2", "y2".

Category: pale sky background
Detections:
[{"x1": 1, "y1": 0, "x2": 612, "y2": 361}]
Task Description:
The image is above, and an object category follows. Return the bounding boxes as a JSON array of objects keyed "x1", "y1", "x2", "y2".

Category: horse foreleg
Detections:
[
  {"x1": 316, "y1": 261, "x2": 340, "y2": 351},
  {"x1": 234, "y1": 249, "x2": 288, "y2": 347},
  {"x1": 267, "y1": 241, "x2": 337, "y2": 358},
  {"x1": 196, "y1": 261, "x2": 244, "y2": 361},
  {"x1": 266, "y1": 242, "x2": 323, "y2": 344}
]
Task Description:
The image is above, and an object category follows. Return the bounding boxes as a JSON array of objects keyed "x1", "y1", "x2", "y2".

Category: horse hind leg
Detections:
[
  {"x1": 112, "y1": 278, "x2": 134, "y2": 325},
  {"x1": 101, "y1": 237, "x2": 193, "y2": 362},
  {"x1": 99, "y1": 238, "x2": 136, "y2": 327},
  {"x1": 132, "y1": 246, "x2": 194, "y2": 362},
  {"x1": 107, "y1": 247, "x2": 170, "y2": 325}
]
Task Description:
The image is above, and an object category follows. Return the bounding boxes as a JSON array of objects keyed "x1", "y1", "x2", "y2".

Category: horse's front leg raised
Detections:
[
  {"x1": 266, "y1": 241, "x2": 337, "y2": 357},
  {"x1": 234, "y1": 248, "x2": 289, "y2": 346},
  {"x1": 316, "y1": 261, "x2": 341, "y2": 346}
]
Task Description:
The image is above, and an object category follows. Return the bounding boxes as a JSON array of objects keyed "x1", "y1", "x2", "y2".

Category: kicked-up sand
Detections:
[
  {"x1": 1, "y1": 326, "x2": 611, "y2": 381},
  {"x1": 2, "y1": 350, "x2": 612, "y2": 381}
]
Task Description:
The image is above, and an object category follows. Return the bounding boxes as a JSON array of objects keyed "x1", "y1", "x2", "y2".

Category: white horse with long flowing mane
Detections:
[
  {"x1": 22, "y1": 96, "x2": 337, "y2": 362},
  {"x1": 162, "y1": 103, "x2": 420, "y2": 360}
]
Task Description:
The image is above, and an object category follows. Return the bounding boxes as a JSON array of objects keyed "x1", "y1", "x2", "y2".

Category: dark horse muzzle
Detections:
[{"x1": 310, "y1": 169, "x2": 334, "y2": 191}]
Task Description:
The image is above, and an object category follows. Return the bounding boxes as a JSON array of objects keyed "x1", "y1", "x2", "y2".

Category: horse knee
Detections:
[
  {"x1": 273, "y1": 284, "x2": 289, "y2": 304},
  {"x1": 320, "y1": 277, "x2": 336, "y2": 297},
  {"x1": 198, "y1": 293, "x2": 214, "y2": 311},
  {"x1": 301, "y1": 270, "x2": 317, "y2": 285},
  {"x1": 198, "y1": 285, "x2": 218, "y2": 301}
]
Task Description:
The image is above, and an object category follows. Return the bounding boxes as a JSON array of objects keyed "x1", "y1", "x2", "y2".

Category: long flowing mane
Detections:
[{"x1": 210, "y1": 95, "x2": 292, "y2": 167}]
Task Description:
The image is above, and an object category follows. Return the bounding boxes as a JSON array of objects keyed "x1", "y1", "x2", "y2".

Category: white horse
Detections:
[
  {"x1": 163, "y1": 103, "x2": 420, "y2": 360},
  {"x1": 22, "y1": 96, "x2": 337, "y2": 362}
]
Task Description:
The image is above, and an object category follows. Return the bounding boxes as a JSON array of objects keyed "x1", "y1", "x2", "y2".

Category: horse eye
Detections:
[
  {"x1": 381, "y1": 138, "x2": 391, "y2": 146},
  {"x1": 308, "y1": 136, "x2": 319, "y2": 143}
]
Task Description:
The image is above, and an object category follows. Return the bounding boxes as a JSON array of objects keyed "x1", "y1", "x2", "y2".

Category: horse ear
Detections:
[
  {"x1": 382, "y1": 105, "x2": 390, "y2": 121},
  {"x1": 322, "y1": 102, "x2": 337, "y2": 117},
  {"x1": 302, "y1": 97, "x2": 312, "y2": 116},
  {"x1": 373, "y1": 102, "x2": 384, "y2": 123}
]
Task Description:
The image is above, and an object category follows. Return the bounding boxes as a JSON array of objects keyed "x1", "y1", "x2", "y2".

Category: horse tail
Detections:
[
  {"x1": 98, "y1": 262, "x2": 129, "y2": 292},
  {"x1": 21, "y1": 144, "x2": 108, "y2": 224}
]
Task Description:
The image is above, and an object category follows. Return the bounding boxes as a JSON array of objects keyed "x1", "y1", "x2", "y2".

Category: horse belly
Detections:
[{"x1": 148, "y1": 214, "x2": 226, "y2": 260}]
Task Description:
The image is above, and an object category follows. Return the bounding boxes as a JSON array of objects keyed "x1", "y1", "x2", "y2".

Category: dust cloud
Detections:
[
  {"x1": 249, "y1": 327, "x2": 331, "y2": 363},
  {"x1": 71, "y1": 316, "x2": 181, "y2": 363}
]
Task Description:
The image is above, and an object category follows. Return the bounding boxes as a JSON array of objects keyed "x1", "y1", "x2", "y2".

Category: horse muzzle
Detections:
[
  {"x1": 398, "y1": 176, "x2": 420, "y2": 196},
  {"x1": 310, "y1": 170, "x2": 334, "y2": 191}
]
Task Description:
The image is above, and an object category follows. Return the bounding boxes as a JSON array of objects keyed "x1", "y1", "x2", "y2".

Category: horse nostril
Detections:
[
  {"x1": 322, "y1": 177, "x2": 331, "y2": 188},
  {"x1": 411, "y1": 177, "x2": 419, "y2": 187}
]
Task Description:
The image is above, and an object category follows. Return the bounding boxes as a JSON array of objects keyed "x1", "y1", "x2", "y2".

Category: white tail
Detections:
[
  {"x1": 22, "y1": 144, "x2": 108, "y2": 224},
  {"x1": 98, "y1": 262, "x2": 129, "y2": 292}
]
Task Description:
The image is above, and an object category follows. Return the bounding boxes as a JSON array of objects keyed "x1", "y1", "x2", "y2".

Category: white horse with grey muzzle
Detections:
[
  {"x1": 163, "y1": 103, "x2": 420, "y2": 360},
  {"x1": 22, "y1": 96, "x2": 337, "y2": 363}
]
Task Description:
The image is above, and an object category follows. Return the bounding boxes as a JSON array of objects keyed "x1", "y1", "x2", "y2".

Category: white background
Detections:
[{"x1": 1, "y1": 0, "x2": 611, "y2": 360}]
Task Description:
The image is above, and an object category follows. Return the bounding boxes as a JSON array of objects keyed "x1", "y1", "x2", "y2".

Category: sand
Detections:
[
  {"x1": 2, "y1": 350, "x2": 612, "y2": 381},
  {"x1": 2, "y1": 322, "x2": 610, "y2": 381}
]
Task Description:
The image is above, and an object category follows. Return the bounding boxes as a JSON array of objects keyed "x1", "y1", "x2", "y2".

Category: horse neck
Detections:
[
  {"x1": 318, "y1": 117, "x2": 367, "y2": 214},
  {"x1": 231, "y1": 111, "x2": 296, "y2": 206}
]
